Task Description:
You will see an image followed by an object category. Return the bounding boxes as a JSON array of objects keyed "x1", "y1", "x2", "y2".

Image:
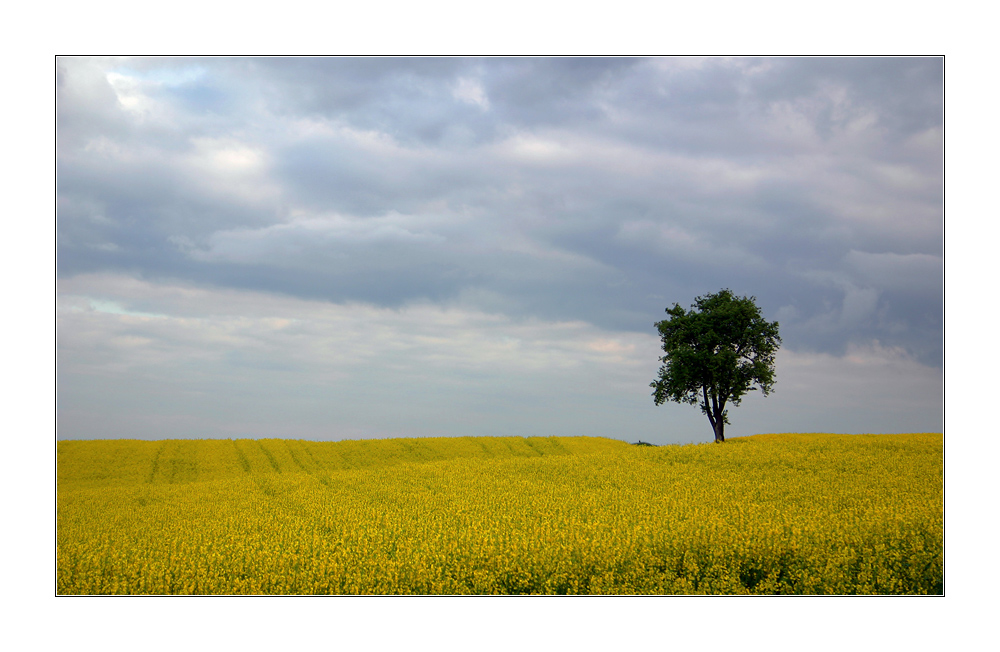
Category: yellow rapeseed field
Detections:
[{"x1": 57, "y1": 433, "x2": 942, "y2": 595}]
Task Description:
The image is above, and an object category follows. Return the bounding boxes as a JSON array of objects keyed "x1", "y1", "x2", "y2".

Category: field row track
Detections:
[{"x1": 58, "y1": 436, "x2": 630, "y2": 487}]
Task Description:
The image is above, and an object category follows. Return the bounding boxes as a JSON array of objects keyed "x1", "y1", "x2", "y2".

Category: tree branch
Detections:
[{"x1": 702, "y1": 385, "x2": 716, "y2": 428}]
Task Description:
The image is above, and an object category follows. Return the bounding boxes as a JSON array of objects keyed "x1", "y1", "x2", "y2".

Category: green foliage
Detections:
[{"x1": 650, "y1": 289, "x2": 781, "y2": 441}]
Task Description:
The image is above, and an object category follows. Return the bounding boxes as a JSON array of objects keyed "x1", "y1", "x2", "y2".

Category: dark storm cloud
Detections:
[{"x1": 57, "y1": 56, "x2": 943, "y2": 372}]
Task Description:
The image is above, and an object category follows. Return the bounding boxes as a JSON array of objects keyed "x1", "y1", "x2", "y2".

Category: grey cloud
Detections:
[
  {"x1": 240, "y1": 57, "x2": 498, "y2": 147},
  {"x1": 57, "y1": 56, "x2": 943, "y2": 375},
  {"x1": 845, "y1": 250, "x2": 943, "y2": 294}
]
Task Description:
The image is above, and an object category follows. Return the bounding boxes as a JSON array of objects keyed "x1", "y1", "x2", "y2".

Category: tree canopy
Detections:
[{"x1": 650, "y1": 289, "x2": 781, "y2": 443}]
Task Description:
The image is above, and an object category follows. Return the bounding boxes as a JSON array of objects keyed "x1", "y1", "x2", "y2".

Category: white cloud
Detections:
[
  {"x1": 183, "y1": 137, "x2": 280, "y2": 205},
  {"x1": 105, "y1": 71, "x2": 149, "y2": 112},
  {"x1": 735, "y1": 342, "x2": 942, "y2": 435},
  {"x1": 189, "y1": 211, "x2": 447, "y2": 264},
  {"x1": 452, "y1": 77, "x2": 490, "y2": 109},
  {"x1": 490, "y1": 129, "x2": 770, "y2": 195},
  {"x1": 495, "y1": 133, "x2": 576, "y2": 164},
  {"x1": 56, "y1": 274, "x2": 665, "y2": 439},
  {"x1": 58, "y1": 273, "x2": 654, "y2": 375},
  {"x1": 56, "y1": 273, "x2": 942, "y2": 442}
]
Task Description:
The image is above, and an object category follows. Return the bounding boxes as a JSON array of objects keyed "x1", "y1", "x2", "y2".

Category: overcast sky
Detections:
[{"x1": 55, "y1": 56, "x2": 943, "y2": 444}]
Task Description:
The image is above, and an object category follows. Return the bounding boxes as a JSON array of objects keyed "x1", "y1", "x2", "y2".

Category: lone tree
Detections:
[{"x1": 650, "y1": 289, "x2": 781, "y2": 443}]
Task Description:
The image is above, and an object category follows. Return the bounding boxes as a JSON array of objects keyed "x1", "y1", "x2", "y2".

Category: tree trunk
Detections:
[
  {"x1": 714, "y1": 419, "x2": 725, "y2": 443},
  {"x1": 703, "y1": 386, "x2": 727, "y2": 443}
]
